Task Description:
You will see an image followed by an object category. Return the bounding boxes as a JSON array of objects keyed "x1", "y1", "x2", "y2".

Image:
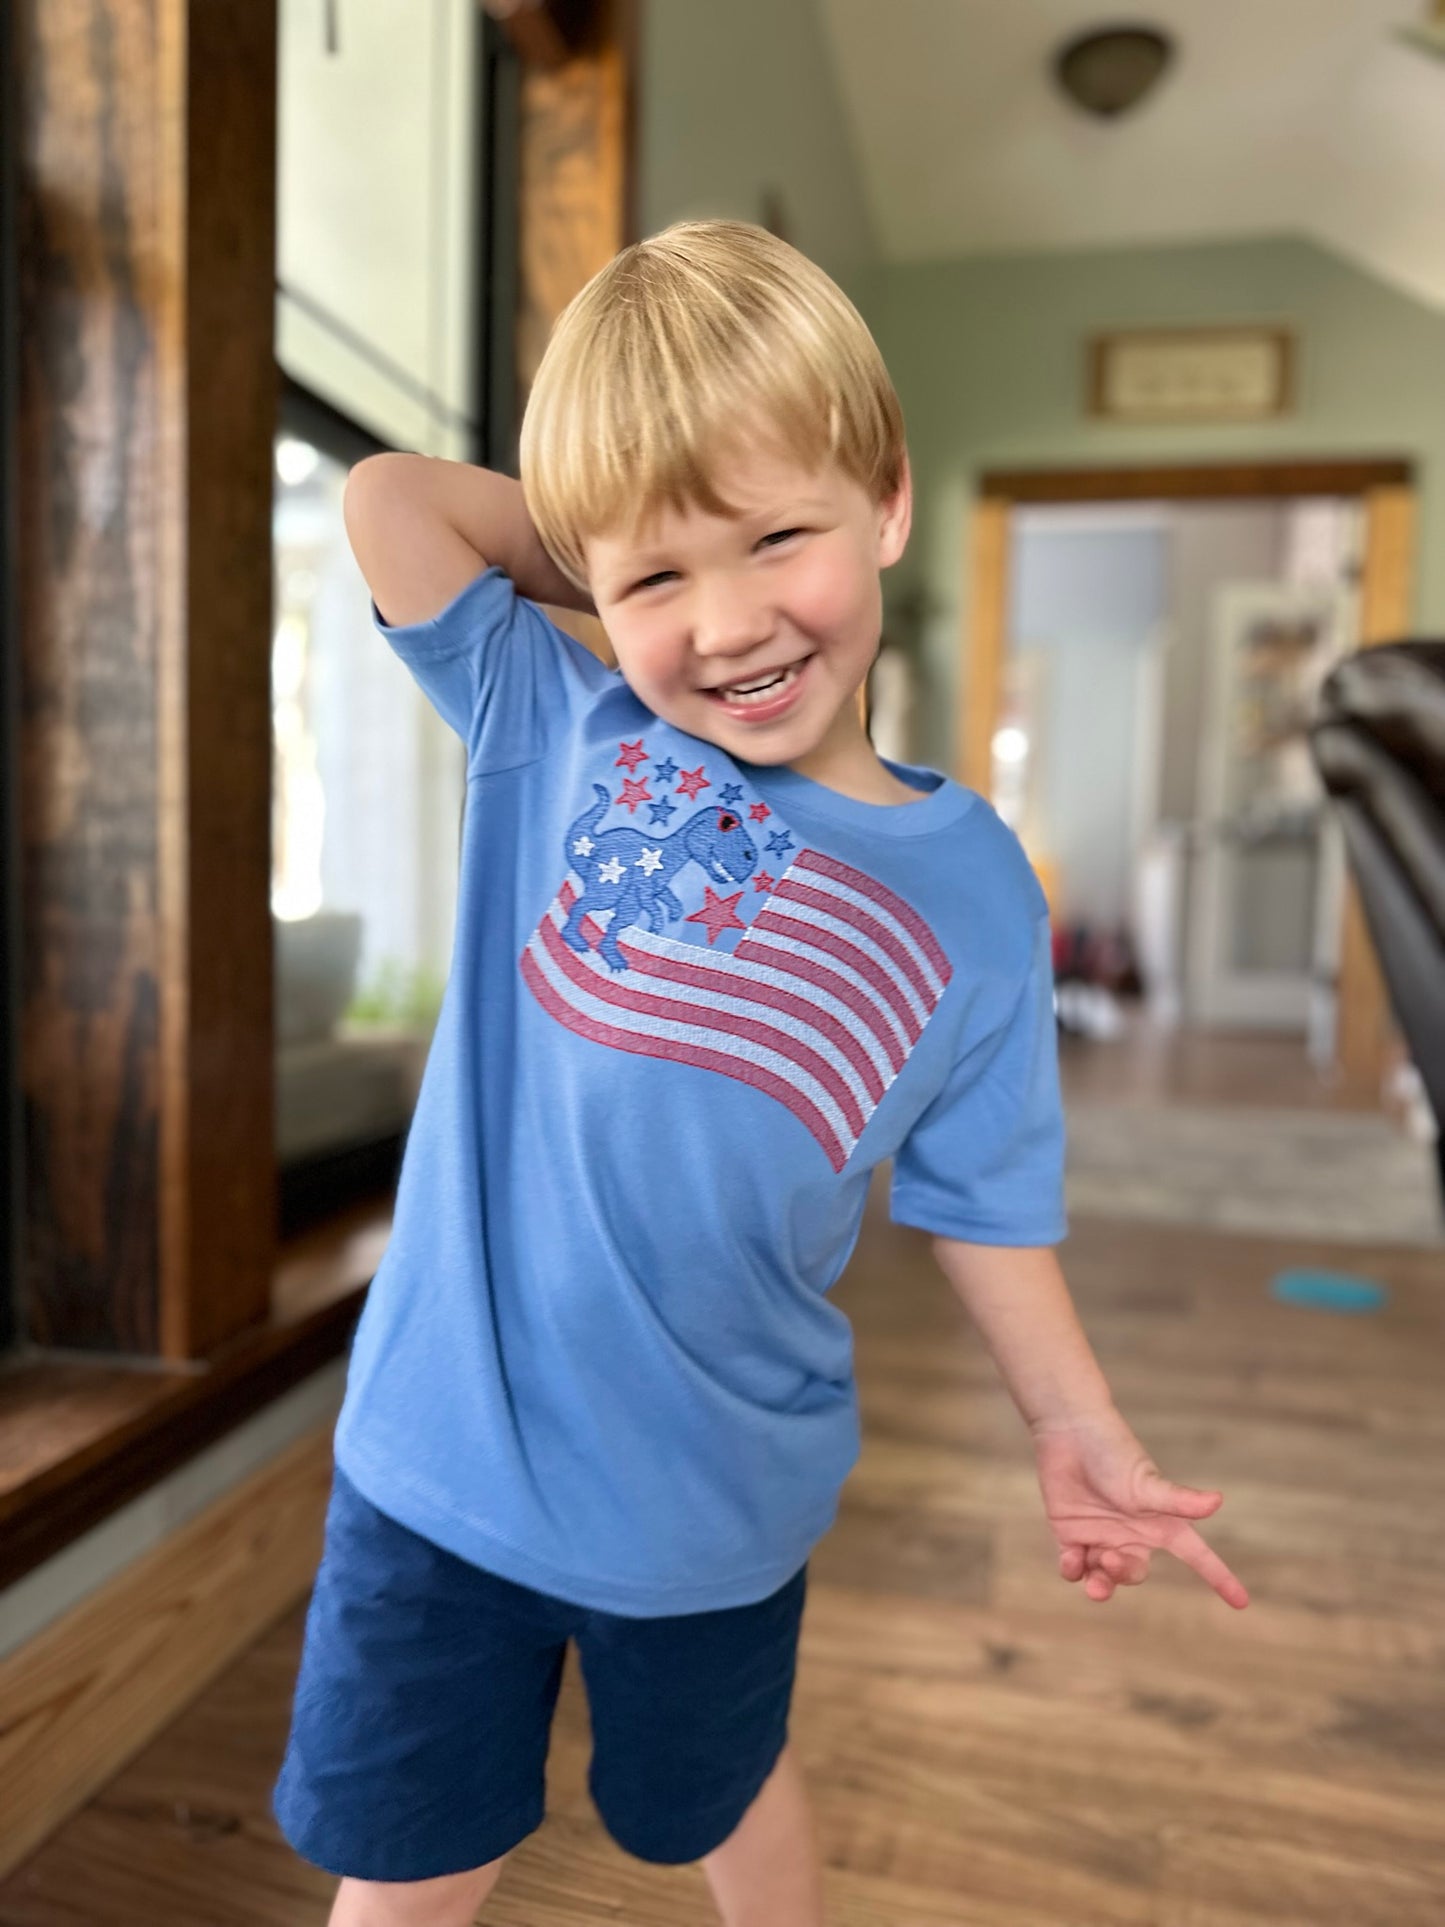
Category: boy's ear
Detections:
[{"x1": 877, "y1": 455, "x2": 912, "y2": 569}]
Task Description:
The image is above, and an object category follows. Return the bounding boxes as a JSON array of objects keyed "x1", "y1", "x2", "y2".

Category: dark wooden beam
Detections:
[
  {"x1": 510, "y1": 0, "x2": 634, "y2": 664},
  {"x1": 1, "y1": 0, "x2": 23, "y2": 1354},
  {"x1": 14, "y1": 2, "x2": 277, "y2": 1359},
  {"x1": 483, "y1": 0, "x2": 595, "y2": 71},
  {"x1": 515, "y1": 0, "x2": 637, "y2": 399}
]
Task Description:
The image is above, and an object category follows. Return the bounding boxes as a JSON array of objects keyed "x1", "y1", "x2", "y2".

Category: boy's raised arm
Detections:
[{"x1": 343, "y1": 453, "x2": 595, "y2": 628}]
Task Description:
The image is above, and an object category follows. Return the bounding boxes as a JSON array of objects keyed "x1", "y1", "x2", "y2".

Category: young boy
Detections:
[{"x1": 273, "y1": 220, "x2": 1248, "y2": 1927}]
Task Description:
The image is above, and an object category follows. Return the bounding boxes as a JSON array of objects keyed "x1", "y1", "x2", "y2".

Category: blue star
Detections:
[
  {"x1": 719, "y1": 781, "x2": 744, "y2": 805},
  {"x1": 765, "y1": 829, "x2": 795, "y2": 859},
  {"x1": 647, "y1": 796, "x2": 677, "y2": 826},
  {"x1": 653, "y1": 756, "x2": 680, "y2": 785}
]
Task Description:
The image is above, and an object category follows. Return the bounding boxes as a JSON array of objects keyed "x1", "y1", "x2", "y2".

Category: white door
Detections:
[{"x1": 1186, "y1": 582, "x2": 1353, "y2": 1029}]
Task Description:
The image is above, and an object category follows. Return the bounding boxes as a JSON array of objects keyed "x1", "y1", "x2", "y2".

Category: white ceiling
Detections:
[{"x1": 819, "y1": 0, "x2": 1445, "y2": 311}]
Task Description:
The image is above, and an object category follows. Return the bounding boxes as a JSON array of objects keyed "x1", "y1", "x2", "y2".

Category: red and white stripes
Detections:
[{"x1": 520, "y1": 848, "x2": 951, "y2": 1172}]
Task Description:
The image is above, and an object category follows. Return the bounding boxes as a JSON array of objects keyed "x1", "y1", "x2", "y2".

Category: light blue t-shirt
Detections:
[{"x1": 333, "y1": 566, "x2": 1067, "y2": 1615}]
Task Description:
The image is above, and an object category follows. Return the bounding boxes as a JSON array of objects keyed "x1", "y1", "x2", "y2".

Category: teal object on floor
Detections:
[{"x1": 1269, "y1": 1268, "x2": 1388, "y2": 1314}]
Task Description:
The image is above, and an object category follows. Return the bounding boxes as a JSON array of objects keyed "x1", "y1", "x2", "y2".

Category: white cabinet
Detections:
[{"x1": 277, "y1": 0, "x2": 483, "y2": 456}]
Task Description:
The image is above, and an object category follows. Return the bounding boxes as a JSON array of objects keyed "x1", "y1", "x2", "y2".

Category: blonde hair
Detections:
[{"x1": 519, "y1": 220, "x2": 906, "y2": 589}]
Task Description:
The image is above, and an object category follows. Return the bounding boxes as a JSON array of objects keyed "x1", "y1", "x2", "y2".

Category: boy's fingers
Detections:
[
  {"x1": 1170, "y1": 1525, "x2": 1250, "y2": 1609},
  {"x1": 1142, "y1": 1473, "x2": 1223, "y2": 1518},
  {"x1": 1100, "y1": 1547, "x2": 1149, "y2": 1585}
]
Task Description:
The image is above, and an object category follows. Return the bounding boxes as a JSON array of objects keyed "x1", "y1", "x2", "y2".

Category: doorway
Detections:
[
  {"x1": 962, "y1": 461, "x2": 1416, "y2": 1098},
  {"x1": 999, "y1": 495, "x2": 1362, "y2": 1054}
]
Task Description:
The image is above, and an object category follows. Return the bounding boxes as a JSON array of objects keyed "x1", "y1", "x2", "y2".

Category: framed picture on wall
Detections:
[{"x1": 1088, "y1": 326, "x2": 1295, "y2": 423}]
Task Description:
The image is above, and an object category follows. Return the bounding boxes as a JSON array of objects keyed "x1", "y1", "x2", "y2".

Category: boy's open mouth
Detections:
[{"x1": 704, "y1": 654, "x2": 814, "y2": 708}]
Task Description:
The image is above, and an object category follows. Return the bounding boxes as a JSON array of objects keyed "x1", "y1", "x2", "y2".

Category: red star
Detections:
[
  {"x1": 752, "y1": 869, "x2": 775, "y2": 893},
  {"x1": 615, "y1": 738, "x2": 648, "y2": 772},
  {"x1": 685, "y1": 886, "x2": 748, "y2": 945},
  {"x1": 675, "y1": 765, "x2": 711, "y2": 800},
  {"x1": 748, "y1": 800, "x2": 771, "y2": 822},
  {"x1": 616, "y1": 776, "x2": 652, "y2": 813}
]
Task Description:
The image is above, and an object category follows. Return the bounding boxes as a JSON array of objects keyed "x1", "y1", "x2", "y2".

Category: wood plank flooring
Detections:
[
  {"x1": 3, "y1": 1024, "x2": 1442, "y2": 1924},
  {"x1": 1055, "y1": 1013, "x2": 1384, "y2": 1114}
]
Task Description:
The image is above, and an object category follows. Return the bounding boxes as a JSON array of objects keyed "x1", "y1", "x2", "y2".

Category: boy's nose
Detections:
[{"x1": 691, "y1": 581, "x2": 774, "y2": 659}]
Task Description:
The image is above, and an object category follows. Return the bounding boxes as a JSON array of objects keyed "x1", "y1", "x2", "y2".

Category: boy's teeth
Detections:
[{"x1": 719, "y1": 662, "x2": 801, "y2": 701}]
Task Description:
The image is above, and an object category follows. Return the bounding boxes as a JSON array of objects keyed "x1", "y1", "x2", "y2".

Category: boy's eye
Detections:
[{"x1": 624, "y1": 530, "x2": 804, "y2": 595}]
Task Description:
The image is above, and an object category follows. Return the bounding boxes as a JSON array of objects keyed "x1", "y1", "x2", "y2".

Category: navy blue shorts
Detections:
[{"x1": 272, "y1": 1468, "x2": 808, "y2": 1880}]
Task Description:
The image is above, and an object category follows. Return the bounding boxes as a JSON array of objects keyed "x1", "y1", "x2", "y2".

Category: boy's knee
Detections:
[{"x1": 328, "y1": 1855, "x2": 509, "y2": 1927}]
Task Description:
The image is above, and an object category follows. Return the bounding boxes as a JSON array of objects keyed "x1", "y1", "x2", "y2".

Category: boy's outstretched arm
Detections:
[
  {"x1": 343, "y1": 453, "x2": 595, "y2": 628},
  {"x1": 931, "y1": 1237, "x2": 1250, "y2": 1610}
]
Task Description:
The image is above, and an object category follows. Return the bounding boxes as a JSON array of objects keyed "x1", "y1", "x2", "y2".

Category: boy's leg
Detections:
[
  {"x1": 699, "y1": 1743, "x2": 826, "y2": 1927},
  {"x1": 327, "y1": 1855, "x2": 508, "y2": 1927}
]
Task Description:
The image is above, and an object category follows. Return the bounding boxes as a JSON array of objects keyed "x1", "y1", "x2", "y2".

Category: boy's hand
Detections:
[{"x1": 1029, "y1": 1410, "x2": 1250, "y2": 1609}]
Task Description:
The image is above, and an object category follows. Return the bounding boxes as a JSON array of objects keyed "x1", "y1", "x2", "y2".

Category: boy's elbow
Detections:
[
  {"x1": 343, "y1": 452, "x2": 411, "y2": 530},
  {"x1": 342, "y1": 454, "x2": 378, "y2": 539},
  {"x1": 341, "y1": 454, "x2": 433, "y2": 581}
]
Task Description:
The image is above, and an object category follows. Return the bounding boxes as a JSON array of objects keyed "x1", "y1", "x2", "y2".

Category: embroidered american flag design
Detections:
[{"x1": 519, "y1": 746, "x2": 953, "y2": 1172}]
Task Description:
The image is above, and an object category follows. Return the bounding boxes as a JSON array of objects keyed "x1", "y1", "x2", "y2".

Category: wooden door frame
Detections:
[{"x1": 961, "y1": 458, "x2": 1417, "y2": 1094}]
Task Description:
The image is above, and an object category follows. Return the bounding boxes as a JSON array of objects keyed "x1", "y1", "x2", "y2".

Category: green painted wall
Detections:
[
  {"x1": 862, "y1": 237, "x2": 1445, "y2": 769},
  {"x1": 636, "y1": 0, "x2": 876, "y2": 300}
]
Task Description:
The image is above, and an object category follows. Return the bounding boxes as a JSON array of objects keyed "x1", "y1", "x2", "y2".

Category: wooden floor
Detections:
[
  {"x1": 4, "y1": 1027, "x2": 1444, "y2": 1924},
  {"x1": 1056, "y1": 1009, "x2": 1384, "y2": 1113}
]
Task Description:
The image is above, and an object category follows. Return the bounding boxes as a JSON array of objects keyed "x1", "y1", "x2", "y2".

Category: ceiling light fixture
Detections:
[{"x1": 1053, "y1": 24, "x2": 1175, "y2": 119}]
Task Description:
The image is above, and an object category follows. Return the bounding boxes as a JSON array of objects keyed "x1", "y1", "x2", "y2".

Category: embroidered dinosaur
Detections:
[{"x1": 561, "y1": 782, "x2": 760, "y2": 972}]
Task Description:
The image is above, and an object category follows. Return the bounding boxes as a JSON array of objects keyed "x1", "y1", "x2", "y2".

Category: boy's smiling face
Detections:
[{"x1": 581, "y1": 442, "x2": 911, "y2": 783}]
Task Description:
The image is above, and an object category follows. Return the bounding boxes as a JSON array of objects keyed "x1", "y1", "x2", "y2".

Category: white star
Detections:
[
  {"x1": 598, "y1": 854, "x2": 627, "y2": 884},
  {"x1": 635, "y1": 846, "x2": 664, "y2": 874},
  {"x1": 572, "y1": 834, "x2": 594, "y2": 856}
]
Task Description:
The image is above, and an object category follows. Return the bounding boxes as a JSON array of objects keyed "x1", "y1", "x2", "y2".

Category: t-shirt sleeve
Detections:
[
  {"x1": 889, "y1": 911, "x2": 1068, "y2": 1245},
  {"x1": 373, "y1": 564, "x2": 616, "y2": 777}
]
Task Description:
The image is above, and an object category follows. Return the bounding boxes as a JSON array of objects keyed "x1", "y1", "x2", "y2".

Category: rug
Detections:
[{"x1": 1064, "y1": 1100, "x2": 1444, "y2": 1248}]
